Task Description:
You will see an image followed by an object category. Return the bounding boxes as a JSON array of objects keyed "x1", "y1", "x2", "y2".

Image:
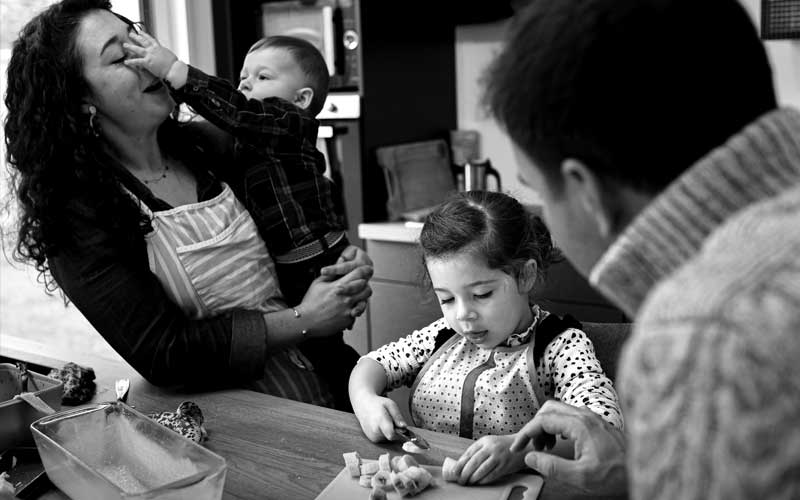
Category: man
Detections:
[{"x1": 486, "y1": 0, "x2": 800, "y2": 498}]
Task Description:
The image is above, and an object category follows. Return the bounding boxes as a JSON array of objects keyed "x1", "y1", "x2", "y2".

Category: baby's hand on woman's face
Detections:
[{"x1": 123, "y1": 31, "x2": 177, "y2": 80}]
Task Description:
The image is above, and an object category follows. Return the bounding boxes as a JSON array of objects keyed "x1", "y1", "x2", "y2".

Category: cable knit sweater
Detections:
[{"x1": 589, "y1": 108, "x2": 800, "y2": 500}]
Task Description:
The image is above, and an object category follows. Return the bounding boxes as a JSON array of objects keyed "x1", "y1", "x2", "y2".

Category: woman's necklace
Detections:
[{"x1": 139, "y1": 162, "x2": 169, "y2": 185}]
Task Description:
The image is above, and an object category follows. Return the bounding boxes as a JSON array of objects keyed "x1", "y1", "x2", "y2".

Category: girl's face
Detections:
[
  {"x1": 77, "y1": 10, "x2": 173, "y2": 137},
  {"x1": 427, "y1": 252, "x2": 535, "y2": 350}
]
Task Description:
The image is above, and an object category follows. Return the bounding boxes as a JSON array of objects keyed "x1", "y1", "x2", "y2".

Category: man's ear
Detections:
[
  {"x1": 293, "y1": 87, "x2": 314, "y2": 110},
  {"x1": 561, "y1": 158, "x2": 614, "y2": 239},
  {"x1": 517, "y1": 258, "x2": 539, "y2": 294}
]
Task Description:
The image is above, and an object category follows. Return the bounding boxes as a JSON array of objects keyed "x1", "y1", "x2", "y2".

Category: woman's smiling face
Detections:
[
  {"x1": 77, "y1": 9, "x2": 173, "y2": 136},
  {"x1": 427, "y1": 252, "x2": 534, "y2": 350}
]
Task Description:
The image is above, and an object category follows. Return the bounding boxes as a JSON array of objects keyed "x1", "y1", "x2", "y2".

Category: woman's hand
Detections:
[
  {"x1": 450, "y1": 434, "x2": 528, "y2": 485},
  {"x1": 320, "y1": 245, "x2": 373, "y2": 321},
  {"x1": 321, "y1": 245, "x2": 373, "y2": 278},
  {"x1": 352, "y1": 393, "x2": 406, "y2": 443},
  {"x1": 297, "y1": 264, "x2": 372, "y2": 337}
]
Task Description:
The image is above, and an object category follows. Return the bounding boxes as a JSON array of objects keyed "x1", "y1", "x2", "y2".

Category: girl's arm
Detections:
[
  {"x1": 349, "y1": 358, "x2": 407, "y2": 442},
  {"x1": 543, "y1": 328, "x2": 624, "y2": 429}
]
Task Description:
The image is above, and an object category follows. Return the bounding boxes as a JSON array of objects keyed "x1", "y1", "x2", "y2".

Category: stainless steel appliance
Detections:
[{"x1": 261, "y1": 0, "x2": 361, "y2": 90}]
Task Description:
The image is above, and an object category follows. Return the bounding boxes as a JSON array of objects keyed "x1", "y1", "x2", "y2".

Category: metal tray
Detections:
[{"x1": 0, "y1": 363, "x2": 63, "y2": 451}]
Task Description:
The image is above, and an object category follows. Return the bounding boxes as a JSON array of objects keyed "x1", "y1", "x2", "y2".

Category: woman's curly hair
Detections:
[{"x1": 4, "y1": 0, "x2": 153, "y2": 291}]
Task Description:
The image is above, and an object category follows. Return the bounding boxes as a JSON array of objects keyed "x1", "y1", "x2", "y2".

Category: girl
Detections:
[{"x1": 349, "y1": 191, "x2": 622, "y2": 485}]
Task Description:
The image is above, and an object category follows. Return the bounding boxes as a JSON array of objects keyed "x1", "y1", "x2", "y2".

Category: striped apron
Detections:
[{"x1": 130, "y1": 182, "x2": 335, "y2": 407}]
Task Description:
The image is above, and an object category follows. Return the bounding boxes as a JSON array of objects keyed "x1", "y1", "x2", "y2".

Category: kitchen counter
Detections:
[
  {"x1": 1, "y1": 342, "x2": 622, "y2": 500},
  {"x1": 358, "y1": 203, "x2": 544, "y2": 243},
  {"x1": 358, "y1": 221, "x2": 423, "y2": 243}
]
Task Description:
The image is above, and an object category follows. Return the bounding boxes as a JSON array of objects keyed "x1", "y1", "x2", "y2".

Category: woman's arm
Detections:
[
  {"x1": 49, "y1": 208, "x2": 267, "y2": 388},
  {"x1": 261, "y1": 264, "x2": 373, "y2": 349},
  {"x1": 49, "y1": 205, "x2": 371, "y2": 388}
]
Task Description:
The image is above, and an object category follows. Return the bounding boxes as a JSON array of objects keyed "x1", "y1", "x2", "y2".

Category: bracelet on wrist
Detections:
[{"x1": 292, "y1": 307, "x2": 308, "y2": 338}]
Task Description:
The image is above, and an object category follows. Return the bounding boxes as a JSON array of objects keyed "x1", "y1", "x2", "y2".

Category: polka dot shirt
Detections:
[{"x1": 365, "y1": 306, "x2": 623, "y2": 439}]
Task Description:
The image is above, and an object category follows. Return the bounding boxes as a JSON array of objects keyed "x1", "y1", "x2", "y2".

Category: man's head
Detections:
[
  {"x1": 238, "y1": 35, "x2": 330, "y2": 116},
  {"x1": 484, "y1": 0, "x2": 776, "y2": 275}
]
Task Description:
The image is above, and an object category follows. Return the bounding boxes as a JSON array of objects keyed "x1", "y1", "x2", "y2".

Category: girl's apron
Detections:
[{"x1": 130, "y1": 182, "x2": 335, "y2": 407}]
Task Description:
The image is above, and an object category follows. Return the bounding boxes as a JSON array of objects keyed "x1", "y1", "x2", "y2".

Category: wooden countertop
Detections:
[{"x1": 3, "y1": 339, "x2": 621, "y2": 500}]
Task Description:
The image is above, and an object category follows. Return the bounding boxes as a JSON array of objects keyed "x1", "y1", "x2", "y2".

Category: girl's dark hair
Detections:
[
  {"x1": 247, "y1": 35, "x2": 330, "y2": 116},
  {"x1": 3, "y1": 0, "x2": 154, "y2": 290},
  {"x1": 419, "y1": 191, "x2": 562, "y2": 286}
]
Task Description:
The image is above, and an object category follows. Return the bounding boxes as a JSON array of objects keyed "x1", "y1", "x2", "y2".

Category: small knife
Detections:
[{"x1": 395, "y1": 426, "x2": 431, "y2": 451}]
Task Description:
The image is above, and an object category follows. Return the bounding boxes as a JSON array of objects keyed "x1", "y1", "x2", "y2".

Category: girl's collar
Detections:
[{"x1": 504, "y1": 304, "x2": 544, "y2": 347}]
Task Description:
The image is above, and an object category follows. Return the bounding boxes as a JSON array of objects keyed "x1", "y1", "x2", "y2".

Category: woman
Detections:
[{"x1": 4, "y1": 0, "x2": 371, "y2": 410}]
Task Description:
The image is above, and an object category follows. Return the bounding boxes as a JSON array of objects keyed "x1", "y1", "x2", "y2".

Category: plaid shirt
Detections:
[{"x1": 172, "y1": 65, "x2": 345, "y2": 255}]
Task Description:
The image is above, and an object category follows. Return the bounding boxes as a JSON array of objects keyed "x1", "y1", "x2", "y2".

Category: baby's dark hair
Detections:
[
  {"x1": 419, "y1": 191, "x2": 562, "y2": 286},
  {"x1": 248, "y1": 35, "x2": 330, "y2": 116}
]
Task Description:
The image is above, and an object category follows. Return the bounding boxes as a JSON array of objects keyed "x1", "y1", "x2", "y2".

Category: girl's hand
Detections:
[
  {"x1": 352, "y1": 393, "x2": 407, "y2": 443},
  {"x1": 298, "y1": 264, "x2": 372, "y2": 336},
  {"x1": 451, "y1": 434, "x2": 528, "y2": 485},
  {"x1": 123, "y1": 31, "x2": 179, "y2": 80}
]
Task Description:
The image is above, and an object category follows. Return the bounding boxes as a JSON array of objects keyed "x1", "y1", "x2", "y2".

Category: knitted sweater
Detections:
[{"x1": 590, "y1": 108, "x2": 800, "y2": 500}]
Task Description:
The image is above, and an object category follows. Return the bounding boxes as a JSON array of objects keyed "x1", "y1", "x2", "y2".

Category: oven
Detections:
[
  {"x1": 261, "y1": 0, "x2": 361, "y2": 91},
  {"x1": 315, "y1": 92, "x2": 363, "y2": 245}
]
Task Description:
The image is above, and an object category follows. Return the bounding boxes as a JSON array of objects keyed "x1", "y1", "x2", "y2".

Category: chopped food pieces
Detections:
[
  {"x1": 369, "y1": 488, "x2": 388, "y2": 500},
  {"x1": 361, "y1": 461, "x2": 380, "y2": 475},
  {"x1": 401, "y1": 440, "x2": 426, "y2": 454},
  {"x1": 343, "y1": 451, "x2": 362, "y2": 478},
  {"x1": 371, "y1": 470, "x2": 392, "y2": 490},
  {"x1": 396, "y1": 454, "x2": 418, "y2": 471},
  {"x1": 342, "y1": 452, "x2": 437, "y2": 497},
  {"x1": 378, "y1": 453, "x2": 392, "y2": 472},
  {"x1": 441, "y1": 456, "x2": 459, "y2": 482},
  {"x1": 359, "y1": 474, "x2": 375, "y2": 488}
]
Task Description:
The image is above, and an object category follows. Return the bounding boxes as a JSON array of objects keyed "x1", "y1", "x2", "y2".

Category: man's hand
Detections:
[
  {"x1": 510, "y1": 400, "x2": 628, "y2": 495},
  {"x1": 124, "y1": 31, "x2": 186, "y2": 88}
]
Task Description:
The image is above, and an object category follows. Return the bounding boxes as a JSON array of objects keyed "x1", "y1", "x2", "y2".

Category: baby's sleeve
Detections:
[
  {"x1": 541, "y1": 328, "x2": 624, "y2": 429},
  {"x1": 363, "y1": 318, "x2": 446, "y2": 390}
]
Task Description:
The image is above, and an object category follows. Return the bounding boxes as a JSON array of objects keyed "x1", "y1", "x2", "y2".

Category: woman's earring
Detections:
[{"x1": 88, "y1": 105, "x2": 100, "y2": 138}]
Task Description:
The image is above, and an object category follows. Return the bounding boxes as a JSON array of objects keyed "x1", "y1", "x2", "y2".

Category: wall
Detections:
[
  {"x1": 455, "y1": 2, "x2": 800, "y2": 203},
  {"x1": 454, "y1": 21, "x2": 541, "y2": 206}
]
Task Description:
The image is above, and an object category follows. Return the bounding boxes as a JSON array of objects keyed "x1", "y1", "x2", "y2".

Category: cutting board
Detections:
[{"x1": 315, "y1": 461, "x2": 543, "y2": 500}]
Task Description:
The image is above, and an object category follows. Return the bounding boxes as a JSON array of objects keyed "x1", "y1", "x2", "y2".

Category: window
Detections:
[{"x1": 0, "y1": 0, "x2": 140, "y2": 364}]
